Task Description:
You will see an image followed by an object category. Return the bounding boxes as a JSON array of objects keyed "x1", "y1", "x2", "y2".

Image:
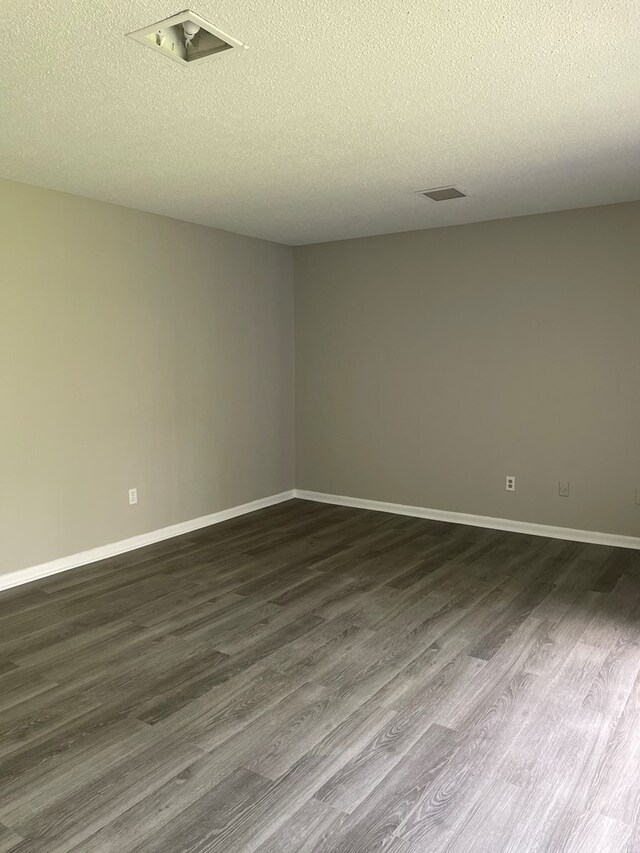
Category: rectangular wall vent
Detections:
[
  {"x1": 127, "y1": 10, "x2": 245, "y2": 66},
  {"x1": 418, "y1": 187, "x2": 467, "y2": 201}
]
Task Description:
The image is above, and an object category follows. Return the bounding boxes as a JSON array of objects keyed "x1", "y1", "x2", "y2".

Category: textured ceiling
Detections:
[{"x1": 1, "y1": 1, "x2": 639, "y2": 244}]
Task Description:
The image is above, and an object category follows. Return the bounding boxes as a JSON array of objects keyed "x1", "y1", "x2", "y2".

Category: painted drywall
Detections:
[
  {"x1": 0, "y1": 178, "x2": 294, "y2": 575},
  {"x1": 294, "y1": 202, "x2": 640, "y2": 538}
]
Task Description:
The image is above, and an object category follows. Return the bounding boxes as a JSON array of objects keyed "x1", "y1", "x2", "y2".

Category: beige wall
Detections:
[
  {"x1": 2, "y1": 183, "x2": 638, "y2": 576},
  {"x1": 0, "y1": 178, "x2": 294, "y2": 574},
  {"x1": 294, "y1": 202, "x2": 640, "y2": 537}
]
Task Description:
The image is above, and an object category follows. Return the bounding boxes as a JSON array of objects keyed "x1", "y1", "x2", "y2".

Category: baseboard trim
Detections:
[
  {"x1": 0, "y1": 490, "x2": 295, "y2": 593},
  {"x1": 4, "y1": 487, "x2": 637, "y2": 593},
  {"x1": 294, "y1": 489, "x2": 640, "y2": 551}
]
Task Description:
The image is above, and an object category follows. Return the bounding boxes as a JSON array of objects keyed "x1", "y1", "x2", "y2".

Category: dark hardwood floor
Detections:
[{"x1": 1, "y1": 499, "x2": 640, "y2": 852}]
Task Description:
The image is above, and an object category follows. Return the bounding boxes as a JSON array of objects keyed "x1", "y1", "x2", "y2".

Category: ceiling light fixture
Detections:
[
  {"x1": 182, "y1": 21, "x2": 201, "y2": 48},
  {"x1": 127, "y1": 10, "x2": 246, "y2": 66}
]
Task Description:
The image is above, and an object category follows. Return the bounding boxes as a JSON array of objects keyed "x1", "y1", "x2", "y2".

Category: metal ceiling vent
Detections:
[
  {"x1": 127, "y1": 10, "x2": 246, "y2": 65},
  {"x1": 418, "y1": 187, "x2": 467, "y2": 201}
]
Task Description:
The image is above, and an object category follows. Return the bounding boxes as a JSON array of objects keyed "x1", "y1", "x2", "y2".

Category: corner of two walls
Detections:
[
  {"x1": 0, "y1": 178, "x2": 295, "y2": 576},
  {"x1": 3, "y1": 180, "x2": 638, "y2": 579}
]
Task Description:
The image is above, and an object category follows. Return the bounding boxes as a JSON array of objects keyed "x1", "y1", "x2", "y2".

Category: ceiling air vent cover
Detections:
[
  {"x1": 128, "y1": 10, "x2": 245, "y2": 65},
  {"x1": 418, "y1": 187, "x2": 467, "y2": 201}
]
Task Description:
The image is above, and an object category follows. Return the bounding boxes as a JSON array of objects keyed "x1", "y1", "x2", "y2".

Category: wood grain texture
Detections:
[{"x1": 0, "y1": 499, "x2": 639, "y2": 851}]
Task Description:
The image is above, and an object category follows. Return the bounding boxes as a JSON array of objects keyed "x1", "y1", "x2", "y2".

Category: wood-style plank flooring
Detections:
[{"x1": 1, "y1": 499, "x2": 640, "y2": 852}]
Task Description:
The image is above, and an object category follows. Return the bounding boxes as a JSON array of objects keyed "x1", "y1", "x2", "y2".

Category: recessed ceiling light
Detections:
[
  {"x1": 418, "y1": 187, "x2": 467, "y2": 201},
  {"x1": 127, "y1": 10, "x2": 246, "y2": 66}
]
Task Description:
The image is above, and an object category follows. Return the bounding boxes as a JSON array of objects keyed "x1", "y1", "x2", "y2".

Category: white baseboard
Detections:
[
  {"x1": 4, "y1": 486, "x2": 637, "y2": 593},
  {"x1": 294, "y1": 489, "x2": 640, "y2": 551},
  {"x1": 0, "y1": 490, "x2": 295, "y2": 593}
]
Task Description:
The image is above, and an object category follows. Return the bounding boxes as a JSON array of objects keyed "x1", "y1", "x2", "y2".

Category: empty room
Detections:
[{"x1": 1, "y1": 1, "x2": 639, "y2": 851}]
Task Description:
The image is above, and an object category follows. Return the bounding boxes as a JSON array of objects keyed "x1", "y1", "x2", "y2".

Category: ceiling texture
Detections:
[{"x1": 1, "y1": 0, "x2": 639, "y2": 245}]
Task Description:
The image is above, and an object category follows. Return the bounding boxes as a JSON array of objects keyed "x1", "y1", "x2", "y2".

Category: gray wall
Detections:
[
  {"x1": 0, "y1": 179, "x2": 295, "y2": 575},
  {"x1": 294, "y1": 202, "x2": 640, "y2": 537},
  {"x1": 3, "y1": 182, "x2": 638, "y2": 576}
]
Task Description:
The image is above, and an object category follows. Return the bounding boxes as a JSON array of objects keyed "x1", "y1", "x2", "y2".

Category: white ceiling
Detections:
[{"x1": 1, "y1": 1, "x2": 639, "y2": 245}]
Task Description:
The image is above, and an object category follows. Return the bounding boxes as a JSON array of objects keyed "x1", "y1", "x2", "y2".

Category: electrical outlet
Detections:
[
  {"x1": 128, "y1": 488, "x2": 138, "y2": 505},
  {"x1": 506, "y1": 475, "x2": 515, "y2": 492},
  {"x1": 558, "y1": 481, "x2": 570, "y2": 498}
]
